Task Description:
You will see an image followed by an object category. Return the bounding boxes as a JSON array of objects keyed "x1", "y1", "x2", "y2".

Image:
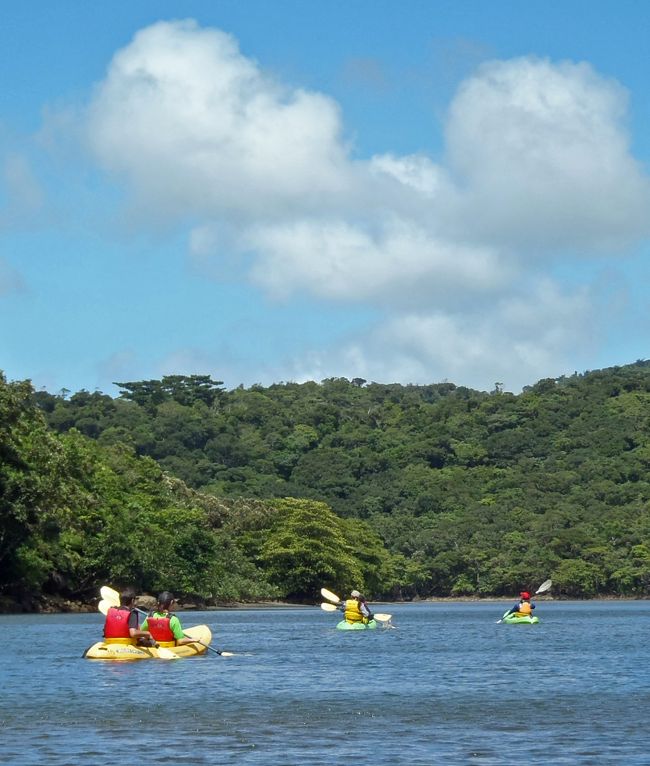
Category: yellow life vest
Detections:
[
  {"x1": 517, "y1": 601, "x2": 532, "y2": 615},
  {"x1": 344, "y1": 599, "x2": 363, "y2": 623}
]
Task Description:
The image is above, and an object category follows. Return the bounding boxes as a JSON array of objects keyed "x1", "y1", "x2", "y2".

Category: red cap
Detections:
[{"x1": 520, "y1": 591, "x2": 531, "y2": 599}]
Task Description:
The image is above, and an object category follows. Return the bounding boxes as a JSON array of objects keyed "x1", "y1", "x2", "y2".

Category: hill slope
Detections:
[{"x1": 3, "y1": 362, "x2": 650, "y2": 606}]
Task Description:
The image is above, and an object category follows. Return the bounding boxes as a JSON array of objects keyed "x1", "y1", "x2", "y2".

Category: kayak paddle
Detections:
[
  {"x1": 320, "y1": 602, "x2": 338, "y2": 612},
  {"x1": 99, "y1": 585, "x2": 235, "y2": 656},
  {"x1": 321, "y1": 587, "x2": 341, "y2": 604},
  {"x1": 181, "y1": 626, "x2": 235, "y2": 657},
  {"x1": 101, "y1": 585, "x2": 120, "y2": 602}
]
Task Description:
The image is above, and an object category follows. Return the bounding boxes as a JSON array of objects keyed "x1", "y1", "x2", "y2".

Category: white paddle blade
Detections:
[
  {"x1": 157, "y1": 647, "x2": 179, "y2": 660},
  {"x1": 535, "y1": 579, "x2": 552, "y2": 594},
  {"x1": 321, "y1": 587, "x2": 340, "y2": 603},
  {"x1": 373, "y1": 613, "x2": 392, "y2": 622},
  {"x1": 98, "y1": 599, "x2": 112, "y2": 615},
  {"x1": 320, "y1": 602, "x2": 338, "y2": 612},
  {"x1": 219, "y1": 651, "x2": 235, "y2": 657},
  {"x1": 100, "y1": 586, "x2": 120, "y2": 604}
]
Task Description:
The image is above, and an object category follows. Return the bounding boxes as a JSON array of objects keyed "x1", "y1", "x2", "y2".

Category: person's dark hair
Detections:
[
  {"x1": 120, "y1": 587, "x2": 136, "y2": 605},
  {"x1": 157, "y1": 591, "x2": 175, "y2": 610}
]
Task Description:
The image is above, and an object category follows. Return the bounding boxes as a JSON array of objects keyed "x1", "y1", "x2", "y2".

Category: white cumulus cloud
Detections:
[
  {"x1": 243, "y1": 218, "x2": 508, "y2": 306},
  {"x1": 78, "y1": 21, "x2": 650, "y2": 390},
  {"x1": 444, "y1": 57, "x2": 650, "y2": 249},
  {"x1": 284, "y1": 279, "x2": 593, "y2": 391},
  {"x1": 87, "y1": 20, "x2": 354, "y2": 221}
]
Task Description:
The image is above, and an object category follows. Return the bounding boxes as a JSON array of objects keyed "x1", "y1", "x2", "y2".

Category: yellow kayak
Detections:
[{"x1": 83, "y1": 625, "x2": 211, "y2": 660}]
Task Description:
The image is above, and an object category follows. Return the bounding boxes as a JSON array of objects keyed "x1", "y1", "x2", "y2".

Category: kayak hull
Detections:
[
  {"x1": 502, "y1": 614, "x2": 539, "y2": 625},
  {"x1": 336, "y1": 619, "x2": 377, "y2": 630},
  {"x1": 83, "y1": 624, "x2": 211, "y2": 660}
]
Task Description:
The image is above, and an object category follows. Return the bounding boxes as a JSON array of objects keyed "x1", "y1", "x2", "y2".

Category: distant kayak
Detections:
[
  {"x1": 83, "y1": 624, "x2": 212, "y2": 660},
  {"x1": 336, "y1": 619, "x2": 377, "y2": 630},
  {"x1": 501, "y1": 612, "x2": 539, "y2": 625}
]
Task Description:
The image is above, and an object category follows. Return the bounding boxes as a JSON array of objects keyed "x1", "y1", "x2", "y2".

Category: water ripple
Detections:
[{"x1": 2, "y1": 602, "x2": 650, "y2": 764}]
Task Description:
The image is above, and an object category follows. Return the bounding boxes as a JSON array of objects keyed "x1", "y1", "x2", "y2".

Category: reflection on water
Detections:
[{"x1": 2, "y1": 602, "x2": 650, "y2": 764}]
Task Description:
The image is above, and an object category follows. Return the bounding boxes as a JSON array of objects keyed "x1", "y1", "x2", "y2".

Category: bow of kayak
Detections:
[
  {"x1": 501, "y1": 613, "x2": 539, "y2": 625},
  {"x1": 336, "y1": 619, "x2": 378, "y2": 630}
]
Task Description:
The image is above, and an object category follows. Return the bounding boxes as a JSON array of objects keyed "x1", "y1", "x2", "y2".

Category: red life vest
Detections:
[
  {"x1": 104, "y1": 606, "x2": 134, "y2": 639},
  {"x1": 147, "y1": 613, "x2": 175, "y2": 642}
]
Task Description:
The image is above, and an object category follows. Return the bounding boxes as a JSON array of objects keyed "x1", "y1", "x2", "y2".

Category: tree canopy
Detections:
[{"x1": 4, "y1": 362, "x2": 650, "y2": 608}]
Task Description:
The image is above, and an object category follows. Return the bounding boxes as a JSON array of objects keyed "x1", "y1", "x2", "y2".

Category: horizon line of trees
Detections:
[{"x1": 3, "y1": 361, "x2": 650, "y2": 610}]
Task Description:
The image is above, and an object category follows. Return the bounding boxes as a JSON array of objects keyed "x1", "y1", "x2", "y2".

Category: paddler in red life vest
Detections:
[
  {"x1": 340, "y1": 589, "x2": 375, "y2": 625},
  {"x1": 505, "y1": 591, "x2": 536, "y2": 618},
  {"x1": 140, "y1": 591, "x2": 195, "y2": 647},
  {"x1": 103, "y1": 587, "x2": 154, "y2": 645}
]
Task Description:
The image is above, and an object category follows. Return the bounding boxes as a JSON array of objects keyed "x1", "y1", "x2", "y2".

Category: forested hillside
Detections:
[
  {"x1": 3, "y1": 362, "x2": 650, "y2": 610},
  {"x1": 0, "y1": 374, "x2": 393, "y2": 611}
]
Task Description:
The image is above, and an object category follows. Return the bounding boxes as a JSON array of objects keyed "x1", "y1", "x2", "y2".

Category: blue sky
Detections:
[{"x1": 2, "y1": 1, "x2": 650, "y2": 396}]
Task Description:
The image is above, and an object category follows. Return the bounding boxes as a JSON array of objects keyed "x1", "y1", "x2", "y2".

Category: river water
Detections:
[{"x1": 1, "y1": 600, "x2": 649, "y2": 765}]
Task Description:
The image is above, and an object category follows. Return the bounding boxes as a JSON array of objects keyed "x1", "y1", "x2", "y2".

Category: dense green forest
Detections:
[{"x1": 3, "y1": 362, "x2": 650, "y2": 610}]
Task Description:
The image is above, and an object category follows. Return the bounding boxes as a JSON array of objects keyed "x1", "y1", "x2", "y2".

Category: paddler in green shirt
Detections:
[{"x1": 140, "y1": 591, "x2": 195, "y2": 646}]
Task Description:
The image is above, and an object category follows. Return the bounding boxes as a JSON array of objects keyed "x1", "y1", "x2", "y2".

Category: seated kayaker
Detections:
[
  {"x1": 140, "y1": 591, "x2": 195, "y2": 647},
  {"x1": 103, "y1": 587, "x2": 154, "y2": 645},
  {"x1": 506, "y1": 591, "x2": 536, "y2": 618},
  {"x1": 339, "y1": 589, "x2": 374, "y2": 625}
]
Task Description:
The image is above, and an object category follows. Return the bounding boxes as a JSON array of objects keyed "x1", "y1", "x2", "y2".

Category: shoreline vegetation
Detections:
[
  {"x1": 4, "y1": 364, "x2": 650, "y2": 609},
  {"x1": 1, "y1": 594, "x2": 644, "y2": 616}
]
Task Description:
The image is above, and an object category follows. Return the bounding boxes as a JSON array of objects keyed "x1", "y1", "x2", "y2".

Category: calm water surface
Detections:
[{"x1": 2, "y1": 601, "x2": 650, "y2": 765}]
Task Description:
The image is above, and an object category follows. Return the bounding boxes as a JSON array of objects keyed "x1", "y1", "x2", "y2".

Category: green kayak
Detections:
[
  {"x1": 501, "y1": 611, "x2": 539, "y2": 624},
  {"x1": 336, "y1": 619, "x2": 377, "y2": 630}
]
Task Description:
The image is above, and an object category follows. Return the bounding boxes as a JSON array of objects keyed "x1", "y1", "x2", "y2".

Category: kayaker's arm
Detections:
[
  {"x1": 170, "y1": 615, "x2": 197, "y2": 646},
  {"x1": 360, "y1": 602, "x2": 373, "y2": 620},
  {"x1": 129, "y1": 609, "x2": 153, "y2": 640}
]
